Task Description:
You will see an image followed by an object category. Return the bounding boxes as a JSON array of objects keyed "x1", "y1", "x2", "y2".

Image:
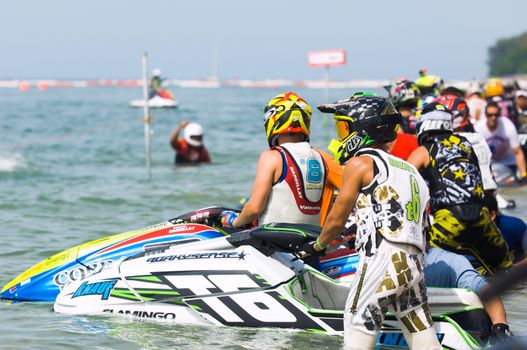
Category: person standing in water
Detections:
[
  {"x1": 169, "y1": 121, "x2": 211, "y2": 165},
  {"x1": 312, "y1": 93, "x2": 440, "y2": 350}
]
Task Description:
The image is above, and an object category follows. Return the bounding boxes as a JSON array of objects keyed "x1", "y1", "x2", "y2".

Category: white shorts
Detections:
[{"x1": 344, "y1": 239, "x2": 433, "y2": 336}]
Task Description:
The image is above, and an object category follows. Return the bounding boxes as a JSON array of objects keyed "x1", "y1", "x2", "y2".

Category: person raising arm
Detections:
[{"x1": 169, "y1": 121, "x2": 211, "y2": 165}]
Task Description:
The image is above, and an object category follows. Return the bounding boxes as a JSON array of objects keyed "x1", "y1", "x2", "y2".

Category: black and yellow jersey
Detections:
[{"x1": 422, "y1": 133, "x2": 484, "y2": 211}]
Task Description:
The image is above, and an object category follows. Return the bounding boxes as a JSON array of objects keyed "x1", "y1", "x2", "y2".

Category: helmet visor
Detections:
[{"x1": 335, "y1": 120, "x2": 351, "y2": 141}]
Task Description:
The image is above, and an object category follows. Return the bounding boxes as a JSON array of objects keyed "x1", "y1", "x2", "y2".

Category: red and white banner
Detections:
[{"x1": 308, "y1": 50, "x2": 346, "y2": 67}]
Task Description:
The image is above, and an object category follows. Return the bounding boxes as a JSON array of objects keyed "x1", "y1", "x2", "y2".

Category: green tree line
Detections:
[{"x1": 489, "y1": 31, "x2": 527, "y2": 76}]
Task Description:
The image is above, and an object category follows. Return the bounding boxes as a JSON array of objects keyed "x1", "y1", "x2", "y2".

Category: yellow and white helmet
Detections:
[{"x1": 263, "y1": 92, "x2": 311, "y2": 147}]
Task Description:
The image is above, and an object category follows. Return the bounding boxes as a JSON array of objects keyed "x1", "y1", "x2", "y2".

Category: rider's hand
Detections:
[
  {"x1": 296, "y1": 240, "x2": 326, "y2": 265},
  {"x1": 490, "y1": 323, "x2": 513, "y2": 344},
  {"x1": 179, "y1": 121, "x2": 189, "y2": 128},
  {"x1": 220, "y1": 211, "x2": 239, "y2": 228}
]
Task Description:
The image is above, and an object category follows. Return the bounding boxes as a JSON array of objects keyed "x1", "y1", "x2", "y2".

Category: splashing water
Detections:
[{"x1": 0, "y1": 153, "x2": 27, "y2": 172}]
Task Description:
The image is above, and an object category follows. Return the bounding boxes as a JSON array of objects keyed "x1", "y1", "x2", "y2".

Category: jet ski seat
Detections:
[{"x1": 288, "y1": 268, "x2": 350, "y2": 311}]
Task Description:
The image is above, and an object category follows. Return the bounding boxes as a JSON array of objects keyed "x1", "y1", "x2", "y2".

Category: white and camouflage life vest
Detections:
[{"x1": 353, "y1": 148, "x2": 429, "y2": 253}]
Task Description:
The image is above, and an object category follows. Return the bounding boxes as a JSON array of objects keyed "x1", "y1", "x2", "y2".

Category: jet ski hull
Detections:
[
  {"x1": 129, "y1": 95, "x2": 178, "y2": 108},
  {"x1": 1, "y1": 207, "x2": 232, "y2": 301},
  {"x1": 54, "y1": 232, "x2": 490, "y2": 349}
]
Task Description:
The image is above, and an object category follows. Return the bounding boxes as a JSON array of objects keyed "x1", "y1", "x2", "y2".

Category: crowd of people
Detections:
[{"x1": 166, "y1": 71, "x2": 527, "y2": 348}]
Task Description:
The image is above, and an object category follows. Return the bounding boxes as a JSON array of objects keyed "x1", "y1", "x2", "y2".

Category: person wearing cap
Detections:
[
  {"x1": 169, "y1": 121, "x2": 211, "y2": 164},
  {"x1": 513, "y1": 90, "x2": 527, "y2": 133},
  {"x1": 311, "y1": 93, "x2": 441, "y2": 350},
  {"x1": 466, "y1": 82, "x2": 487, "y2": 123},
  {"x1": 475, "y1": 101, "x2": 527, "y2": 179}
]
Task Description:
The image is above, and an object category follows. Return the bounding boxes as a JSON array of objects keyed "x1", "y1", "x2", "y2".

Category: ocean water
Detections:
[{"x1": 0, "y1": 87, "x2": 525, "y2": 349}]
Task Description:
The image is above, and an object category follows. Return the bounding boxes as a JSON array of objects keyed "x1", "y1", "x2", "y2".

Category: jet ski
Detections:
[
  {"x1": 54, "y1": 223, "x2": 492, "y2": 350},
  {"x1": 1, "y1": 207, "x2": 235, "y2": 301},
  {"x1": 129, "y1": 94, "x2": 178, "y2": 108},
  {"x1": 0, "y1": 206, "x2": 359, "y2": 302}
]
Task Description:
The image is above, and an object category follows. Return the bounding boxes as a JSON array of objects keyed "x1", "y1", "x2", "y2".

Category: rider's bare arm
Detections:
[
  {"x1": 169, "y1": 121, "x2": 189, "y2": 151},
  {"x1": 512, "y1": 146, "x2": 527, "y2": 177},
  {"x1": 407, "y1": 145, "x2": 430, "y2": 171},
  {"x1": 316, "y1": 156, "x2": 373, "y2": 249},
  {"x1": 233, "y1": 149, "x2": 281, "y2": 227}
]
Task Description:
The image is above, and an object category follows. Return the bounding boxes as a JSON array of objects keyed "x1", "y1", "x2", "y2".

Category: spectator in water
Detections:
[{"x1": 169, "y1": 121, "x2": 211, "y2": 165}]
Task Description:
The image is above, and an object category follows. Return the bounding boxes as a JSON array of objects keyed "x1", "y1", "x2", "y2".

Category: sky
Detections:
[{"x1": 1, "y1": 0, "x2": 527, "y2": 81}]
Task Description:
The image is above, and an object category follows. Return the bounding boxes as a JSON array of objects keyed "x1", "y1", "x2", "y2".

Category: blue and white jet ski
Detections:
[
  {"x1": 0, "y1": 206, "x2": 359, "y2": 302},
  {"x1": 1, "y1": 207, "x2": 234, "y2": 301},
  {"x1": 54, "y1": 224, "x2": 492, "y2": 350}
]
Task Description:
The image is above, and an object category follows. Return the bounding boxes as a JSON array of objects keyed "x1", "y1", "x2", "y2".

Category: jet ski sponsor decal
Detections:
[
  {"x1": 190, "y1": 212, "x2": 210, "y2": 222},
  {"x1": 378, "y1": 332, "x2": 444, "y2": 346},
  {"x1": 96, "y1": 224, "x2": 213, "y2": 256},
  {"x1": 110, "y1": 271, "x2": 324, "y2": 330},
  {"x1": 103, "y1": 309, "x2": 176, "y2": 319},
  {"x1": 72, "y1": 280, "x2": 118, "y2": 300},
  {"x1": 169, "y1": 225, "x2": 197, "y2": 233},
  {"x1": 54, "y1": 260, "x2": 113, "y2": 288},
  {"x1": 146, "y1": 251, "x2": 246, "y2": 263}
]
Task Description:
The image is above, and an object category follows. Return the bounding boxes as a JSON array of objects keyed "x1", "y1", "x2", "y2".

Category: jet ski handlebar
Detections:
[
  {"x1": 169, "y1": 206, "x2": 240, "y2": 227},
  {"x1": 227, "y1": 223, "x2": 321, "y2": 257}
]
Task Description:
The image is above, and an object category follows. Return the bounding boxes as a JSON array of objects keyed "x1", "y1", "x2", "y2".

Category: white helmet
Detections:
[
  {"x1": 415, "y1": 102, "x2": 453, "y2": 145},
  {"x1": 152, "y1": 68, "x2": 162, "y2": 77},
  {"x1": 184, "y1": 123, "x2": 204, "y2": 147}
]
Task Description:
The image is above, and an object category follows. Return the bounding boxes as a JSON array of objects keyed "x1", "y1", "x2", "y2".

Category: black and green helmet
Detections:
[{"x1": 318, "y1": 92, "x2": 402, "y2": 164}]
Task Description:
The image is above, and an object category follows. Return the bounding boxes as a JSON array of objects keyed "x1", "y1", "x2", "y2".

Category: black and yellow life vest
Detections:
[{"x1": 422, "y1": 133, "x2": 484, "y2": 214}]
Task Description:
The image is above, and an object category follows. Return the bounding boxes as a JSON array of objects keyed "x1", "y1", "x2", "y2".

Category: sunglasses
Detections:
[{"x1": 487, "y1": 113, "x2": 500, "y2": 118}]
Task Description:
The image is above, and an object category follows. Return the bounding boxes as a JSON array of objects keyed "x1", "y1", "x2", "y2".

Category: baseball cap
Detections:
[{"x1": 515, "y1": 90, "x2": 527, "y2": 98}]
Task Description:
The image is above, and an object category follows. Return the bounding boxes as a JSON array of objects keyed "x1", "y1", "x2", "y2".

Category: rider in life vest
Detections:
[
  {"x1": 149, "y1": 68, "x2": 163, "y2": 98},
  {"x1": 313, "y1": 93, "x2": 440, "y2": 350},
  {"x1": 433, "y1": 94, "x2": 498, "y2": 194},
  {"x1": 169, "y1": 121, "x2": 211, "y2": 165},
  {"x1": 407, "y1": 102, "x2": 512, "y2": 273},
  {"x1": 220, "y1": 92, "x2": 327, "y2": 228}
]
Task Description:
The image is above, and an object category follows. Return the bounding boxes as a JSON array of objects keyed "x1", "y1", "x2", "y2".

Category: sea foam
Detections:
[{"x1": 0, "y1": 153, "x2": 27, "y2": 172}]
